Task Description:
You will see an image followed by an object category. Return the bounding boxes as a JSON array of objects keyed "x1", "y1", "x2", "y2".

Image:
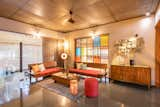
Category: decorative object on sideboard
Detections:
[{"x1": 129, "y1": 59, "x2": 134, "y2": 66}]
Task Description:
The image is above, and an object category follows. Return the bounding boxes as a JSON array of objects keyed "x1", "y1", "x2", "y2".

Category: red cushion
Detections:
[
  {"x1": 85, "y1": 78, "x2": 98, "y2": 97},
  {"x1": 35, "y1": 68, "x2": 60, "y2": 77},
  {"x1": 69, "y1": 68, "x2": 103, "y2": 77}
]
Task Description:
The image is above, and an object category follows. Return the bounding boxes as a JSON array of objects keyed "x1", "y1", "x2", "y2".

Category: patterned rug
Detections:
[{"x1": 37, "y1": 78, "x2": 84, "y2": 102}]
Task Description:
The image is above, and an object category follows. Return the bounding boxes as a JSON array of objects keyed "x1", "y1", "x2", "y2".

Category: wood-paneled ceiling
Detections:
[{"x1": 0, "y1": 0, "x2": 159, "y2": 33}]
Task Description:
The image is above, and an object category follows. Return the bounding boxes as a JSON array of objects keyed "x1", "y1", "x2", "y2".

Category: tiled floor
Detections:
[{"x1": 1, "y1": 81, "x2": 160, "y2": 107}]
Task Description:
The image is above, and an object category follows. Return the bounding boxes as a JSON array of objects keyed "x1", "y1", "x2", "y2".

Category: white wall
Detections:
[{"x1": 67, "y1": 16, "x2": 155, "y2": 85}]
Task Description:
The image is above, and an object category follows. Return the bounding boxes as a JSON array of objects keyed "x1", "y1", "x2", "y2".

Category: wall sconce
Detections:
[
  {"x1": 92, "y1": 35, "x2": 96, "y2": 39},
  {"x1": 33, "y1": 31, "x2": 41, "y2": 39},
  {"x1": 140, "y1": 17, "x2": 152, "y2": 28},
  {"x1": 90, "y1": 31, "x2": 98, "y2": 39},
  {"x1": 33, "y1": 25, "x2": 41, "y2": 38}
]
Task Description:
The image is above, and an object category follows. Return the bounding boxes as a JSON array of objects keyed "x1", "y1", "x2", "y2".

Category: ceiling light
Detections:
[
  {"x1": 33, "y1": 26, "x2": 41, "y2": 38},
  {"x1": 145, "y1": 12, "x2": 150, "y2": 16},
  {"x1": 33, "y1": 30, "x2": 41, "y2": 39}
]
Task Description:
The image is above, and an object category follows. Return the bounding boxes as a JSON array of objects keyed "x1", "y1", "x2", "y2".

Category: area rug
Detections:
[{"x1": 36, "y1": 78, "x2": 84, "y2": 102}]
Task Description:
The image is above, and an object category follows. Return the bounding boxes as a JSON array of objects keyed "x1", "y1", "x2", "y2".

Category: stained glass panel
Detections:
[
  {"x1": 94, "y1": 56, "x2": 100, "y2": 63},
  {"x1": 93, "y1": 47, "x2": 100, "y2": 56},
  {"x1": 87, "y1": 38, "x2": 93, "y2": 47},
  {"x1": 87, "y1": 47, "x2": 93, "y2": 56},
  {"x1": 87, "y1": 56, "x2": 93, "y2": 63},
  {"x1": 81, "y1": 56, "x2": 87, "y2": 62},
  {"x1": 81, "y1": 39, "x2": 87, "y2": 47},
  {"x1": 76, "y1": 48, "x2": 81, "y2": 56},
  {"x1": 101, "y1": 48, "x2": 108, "y2": 59},
  {"x1": 100, "y1": 35, "x2": 108, "y2": 47},
  {"x1": 81, "y1": 48, "x2": 87, "y2": 56},
  {"x1": 76, "y1": 39, "x2": 81, "y2": 47},
  {"x1": 93, "y1": 36, "x2": 100, "y2": 47},
  {"x1": 75, "y1": 56, "x2": 81, "y2": 62}
]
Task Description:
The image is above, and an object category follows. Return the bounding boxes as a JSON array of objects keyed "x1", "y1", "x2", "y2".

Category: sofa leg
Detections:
[
  {"x1": 105, "y1": 77, "x2": 107, "y2": 83},
  {"x1": 30, "y1": 75, "x2": 32, "y2": 84},
  {"x1": 36, "y1": 78, "x2": 38, "y2": 82},
  {"x1": 108, "y1": 78, "x2": 110, "y2": 83},
  {"x1": 100, "y1": 78, "x2": 103, "y2": 83}
]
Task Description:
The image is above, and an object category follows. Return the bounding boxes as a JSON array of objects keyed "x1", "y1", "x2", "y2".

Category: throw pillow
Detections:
[
  {"x1": 76, "y1": 63, "x2": 83, "y2": 69},
  {"x1": 81, "y1": 64, "x2": 87, "y2": 70},
  {"x1": 39, "y1": 64, "x2": 46, "y2": 72},
  {"x1": 32, "y1": 65, "x2": 40, "y2": 74}
]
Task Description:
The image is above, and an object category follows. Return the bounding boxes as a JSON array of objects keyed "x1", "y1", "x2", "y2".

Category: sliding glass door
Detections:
[
  {"x1": 0, "y1": 31, "x2": 42, "y2": 76},
  {"x1": 0, "y1": 43, "x2": 20, "y2": 75},
  {"x1": 23, "y1": 44, "x2": 42, "y2": 71}
]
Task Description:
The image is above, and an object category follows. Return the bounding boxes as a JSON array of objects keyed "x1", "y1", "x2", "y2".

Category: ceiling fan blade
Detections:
[
  {"x1": 51, "y1": 14, "x2": 69, "y2": 22},
  {"x1": 73, "y1": 14, "x2": 89, "y2": 24}
]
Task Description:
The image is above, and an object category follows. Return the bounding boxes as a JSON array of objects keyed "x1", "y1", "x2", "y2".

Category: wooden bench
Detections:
[{"x1": 28, "y1": 61, "x2": 62, "y2": 83}]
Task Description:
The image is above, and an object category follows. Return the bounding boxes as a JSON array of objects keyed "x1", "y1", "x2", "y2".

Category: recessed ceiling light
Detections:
[{"x1": 145, "y1": 12, "x2": 150, "y2": 16}]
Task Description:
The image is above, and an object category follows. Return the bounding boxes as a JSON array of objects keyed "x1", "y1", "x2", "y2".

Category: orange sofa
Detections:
[{"x1": 69, "y1": 63, "x2": 108, "y2": 83}]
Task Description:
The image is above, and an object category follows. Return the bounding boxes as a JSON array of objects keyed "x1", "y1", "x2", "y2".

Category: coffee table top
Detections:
[{"x1": 52, "y1": 72, "x2": 79, "y2": 80}]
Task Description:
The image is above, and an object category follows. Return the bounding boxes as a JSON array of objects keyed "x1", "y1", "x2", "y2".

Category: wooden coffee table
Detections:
[{"x1": 51, "y1": 72, "x2": 79, "y2": 86}]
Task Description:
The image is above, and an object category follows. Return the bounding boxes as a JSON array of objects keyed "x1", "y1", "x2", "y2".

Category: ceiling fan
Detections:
[{"x1": 68, "y1": 10, "x2": 75, "y2": 23}]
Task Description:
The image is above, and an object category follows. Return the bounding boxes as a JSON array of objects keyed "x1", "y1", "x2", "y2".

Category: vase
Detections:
[{"x1": 130, "y1": 59, "x2": 134, "y2": 66}]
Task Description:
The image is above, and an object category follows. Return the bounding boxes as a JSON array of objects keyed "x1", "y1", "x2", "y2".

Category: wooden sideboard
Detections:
[{"x1": 110, "y1": 65, "x2": 151, "y2": 88}]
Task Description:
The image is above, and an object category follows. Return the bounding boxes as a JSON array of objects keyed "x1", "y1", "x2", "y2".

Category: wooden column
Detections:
[{"x1": 155, "y1": 21, "x2": 160, "y2": 87}]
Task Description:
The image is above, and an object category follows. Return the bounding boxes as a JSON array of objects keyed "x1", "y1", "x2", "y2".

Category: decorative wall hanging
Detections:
[{"x1": 113, "y1": 34, "x2": 144, "y2": 65}]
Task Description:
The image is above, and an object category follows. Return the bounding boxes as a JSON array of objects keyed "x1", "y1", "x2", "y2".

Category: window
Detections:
[{"x1": 75, "y1": 34, "x2": 109, "y2": 64}]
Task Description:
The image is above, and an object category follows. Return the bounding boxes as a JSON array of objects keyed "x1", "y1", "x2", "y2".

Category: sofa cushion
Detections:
[
  {"x1": 81, "y1": 64, "x2": 87, "y2": 70},
  {"x1": 39, "y1": 64, "x2": 46, "y2": 71},
  {"x1": 69, "y1": 68, "x2": 104, "y2": 77},
  {"x1": 76, "y1": 63, "x2": 83, "y2": 69},
  {"x1": 87, "y1": 67, "x2": 106, "y2": 74},
  {"x1": 32, "y1": 65, "x2": 40, "y2": 74},
  {"x1": 35, "y1": 67, "x2": 61, "y2": 77}
]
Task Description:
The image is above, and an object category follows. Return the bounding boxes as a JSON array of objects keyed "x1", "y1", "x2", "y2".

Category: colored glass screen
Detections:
[{"x1": 75, "y1": 34, "x2": 109, "y2": 64}]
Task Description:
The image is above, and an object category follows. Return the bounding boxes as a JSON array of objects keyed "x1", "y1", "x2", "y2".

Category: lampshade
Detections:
[{"x1": 61, "y1": 52, "x2": 68, "y2": 60}]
